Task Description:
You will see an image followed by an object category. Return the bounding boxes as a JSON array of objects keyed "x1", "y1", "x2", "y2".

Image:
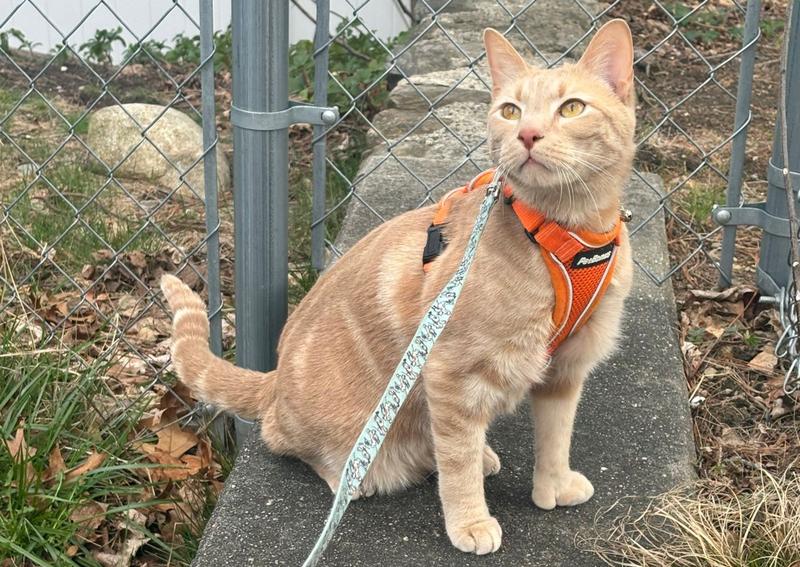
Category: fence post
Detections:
[
  {"x1": 311, "y1": 0, "x2": 331, "y2": 271},
  {"x1": 755, "y1": 4, "x2": 800, "y2": 297},
  {"x1": 717, "y1": 0, "x2": 761, "y2": 288},
  {"x1": 230, "y1": 0, "x2": 289, "y2": 444},
  {"x1": 199, "y1": 0, "x2": 231, "y2": 449}
]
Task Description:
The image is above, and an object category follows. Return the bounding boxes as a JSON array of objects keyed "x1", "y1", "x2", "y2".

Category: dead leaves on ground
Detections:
[
  {"x1": 3, "y1": 382, "x2": 222, "y2": 565},
  {"x1": 680, "y1": 285, "x2": 798, "y2": 488}
]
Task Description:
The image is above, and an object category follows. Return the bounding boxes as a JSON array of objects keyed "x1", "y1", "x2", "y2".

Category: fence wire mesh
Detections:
[
  {"x1": 308, "y1": 0, "x2": 759, "y2": 290},
  {"x1": 0, "y1": 0, "x2": 788, "y2": 454},
  {"x1": 0, "y1": 0, "x2": 228, "y2": 452}
]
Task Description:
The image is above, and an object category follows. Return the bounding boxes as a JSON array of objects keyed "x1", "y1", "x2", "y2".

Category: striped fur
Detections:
[
  {"x1": 160, "y1": 274, "x2": 273, "y2": 418},
  {"x1": 158, "y1": 20, "x2": 637, "y2": 556}
]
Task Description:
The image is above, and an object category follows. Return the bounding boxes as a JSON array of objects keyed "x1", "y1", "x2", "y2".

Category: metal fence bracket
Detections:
[
  {"x1": 231, "y1": 102, "x2": 339, "y2": 131},
  {"x1": 712, "y1": 203, "x2": 791, "y2": 237},
  {"x1": 767, "y1": 161, "x2": 800, "y2": 190}
]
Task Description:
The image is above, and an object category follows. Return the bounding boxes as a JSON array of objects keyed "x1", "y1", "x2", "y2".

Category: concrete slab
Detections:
[{"x1": 192, "y1": 174, "x2": 694, "y2": 566}]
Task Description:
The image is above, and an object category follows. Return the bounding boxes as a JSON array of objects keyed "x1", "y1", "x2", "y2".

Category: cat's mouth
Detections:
[{"x1": 522, "y1": 156, "x2": 548, "y2": 171}]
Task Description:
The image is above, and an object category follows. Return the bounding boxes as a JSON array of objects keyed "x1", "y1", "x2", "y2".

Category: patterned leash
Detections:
[{"x1": 302, "y1": 170, "x2": 503, "y2": 566}]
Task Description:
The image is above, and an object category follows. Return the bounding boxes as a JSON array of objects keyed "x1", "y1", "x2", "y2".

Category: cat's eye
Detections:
[
  {"x1": 559, "y1": 99, "x2": 586, "y2": 118},
  {"x1": 500, "y1": 103, "x2": 521, "y2": 121}
]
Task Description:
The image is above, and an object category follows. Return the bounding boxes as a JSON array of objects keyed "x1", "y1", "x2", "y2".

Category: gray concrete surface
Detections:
[{"x1": 192, "y1": 174, "x2": 694, "y2": 567}]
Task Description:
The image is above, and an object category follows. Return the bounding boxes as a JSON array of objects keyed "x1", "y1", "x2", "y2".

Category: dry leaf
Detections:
[
  {"x1": 688, "y1": 286, "x2": 756, "y2": 302},
  {"x1": 137, "y1": 444, "x2": 197, "y2": 481},
  {"x1": 66, "y1": 452, "x2": 106, "y2": 482},
  {"x1": 46, "y1": 445, "x2": 67, "y2": 480},
  {"x1": 179, "y1": 454, "x2": 203, "y2": 477},
  {"x1": 94, "y1": 532, "x2": 148, "y2": 567},
  {"x1": 706, "y1": 324, "x2": 726, "y2": 339},
  {"x1": 197, "y1": 437, "x2": 213, "y2": 470},
  {"x1": 155, "y1": 423, "x2": 198, "y2": 458},
  {"x1": 720, "y1": 426, "x2": 745, "y2": 448},
  {"x1": 70, "y1": 501, "x2": 108, "y2": 538},
  {"x1": 5, "y1": 427, "x2": 36, "y2": 459},
  {"x1": 748, "y1": 350, "x2": 778, "y2": 374},
  {"x1": 93, "y1": 508, "x2": 149, "y2": 567},
  {"x1": 4, "y1": 427, "x2": 37, "y2": 484}
]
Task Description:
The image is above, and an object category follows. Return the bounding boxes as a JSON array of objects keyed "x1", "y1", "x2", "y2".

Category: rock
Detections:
[{"x1": 85, "y1": 103, "x2": 230, "y2": 201}]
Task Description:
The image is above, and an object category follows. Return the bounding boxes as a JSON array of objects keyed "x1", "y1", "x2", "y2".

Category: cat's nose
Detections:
[{"x1": 517, "y1": 128, "x2": 543, "y2": 150}]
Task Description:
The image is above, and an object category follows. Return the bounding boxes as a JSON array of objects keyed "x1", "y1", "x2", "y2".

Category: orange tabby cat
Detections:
[{"x1": 161, "y1": 20, "x2": 636, "y2": 555}]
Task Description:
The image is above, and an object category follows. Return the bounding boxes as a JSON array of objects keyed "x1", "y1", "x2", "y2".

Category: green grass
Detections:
[
  {"x1": 0, "y1": 87, "x2": 165, "y2": 272},
  {"x1": 0, "y1": 328, "x2": 141, "y2": 565},
  {"x1": 4, "y1": 161, "x2": 153, "y2": 271},
  {"x1": 0, "y1": 324, "x2": 214, "y2": 566},
  {"x1": 676, "y1": 182, "x2": 725, "y2": 228}
]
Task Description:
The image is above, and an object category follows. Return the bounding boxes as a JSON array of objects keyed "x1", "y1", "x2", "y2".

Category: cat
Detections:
[{"x1": 160, "y1": 19, "x2": 636, "y2": 555}]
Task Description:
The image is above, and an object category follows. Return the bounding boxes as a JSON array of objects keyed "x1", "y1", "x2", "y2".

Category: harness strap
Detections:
[
  {"x1": 502, "y1": 185, "x2": 621, "y2": 353},
  {"x1": 422, "y1": 169, "x2": 622, "y2": 354}
]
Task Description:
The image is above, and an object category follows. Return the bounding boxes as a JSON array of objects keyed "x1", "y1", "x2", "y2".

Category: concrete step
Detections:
[{"x1": 192, "y1": 174, "x2": 694, "y2": 567}]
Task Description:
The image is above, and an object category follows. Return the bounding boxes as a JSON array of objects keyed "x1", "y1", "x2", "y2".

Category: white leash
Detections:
[{"x1": 302, "y1": 171, "x2": 503, "y2": 566}]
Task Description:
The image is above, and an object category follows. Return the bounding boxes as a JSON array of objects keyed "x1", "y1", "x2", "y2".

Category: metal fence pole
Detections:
[
  {"x1": 199, "y1": 0, "x2": 231, "y2": 449},
  {"x1": 311, "y1": 0, "x2": 331, "y2": 271},
  {"x1": 231, "y1": 0, "x2": 289, "y2": 445},
  {"x1": 756, "y1": 3, "x2": 800, "y2": 297},
  {"x1": 717, "y1": 0, "x2": 761, "y2": 288}
]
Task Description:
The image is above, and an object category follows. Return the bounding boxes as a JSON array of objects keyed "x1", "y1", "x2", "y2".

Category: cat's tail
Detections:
[{"x1": 160, "y1": 274, "x2": 274, "y2": 419}]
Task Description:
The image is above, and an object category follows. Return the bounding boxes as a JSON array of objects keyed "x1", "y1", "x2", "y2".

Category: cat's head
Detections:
[{"x1": 484, "y1": 20, "x2": 636, "y2": 227}]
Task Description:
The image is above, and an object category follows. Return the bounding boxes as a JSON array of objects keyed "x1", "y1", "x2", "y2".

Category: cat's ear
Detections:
[
  {"x1": 578, "y1": 19, "x2": 634, "y2": 102},
  {"x1": 483, "y1": 28, "x2": 527, "y2": 95}
]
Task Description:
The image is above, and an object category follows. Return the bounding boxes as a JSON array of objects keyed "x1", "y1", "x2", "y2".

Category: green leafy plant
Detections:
[
  {"x1": 289, "y1": 24, "x2": 408, "y2": 118},
  {"x1": 124, "y1": 26, "x2": 231, "y2": 71},
  {"x1": 50, "y1": 41, "x2": 77, "y2": 66},
  {"x1": 687, "y1": 326, "x2": 707, "y2": 344},
  {"x1": 164, "y1": 33, "x2": 201, "y2": 66},
  {"x1": 0, "y1": 28, "x2": 41, "y2": 55},
  {"x1": 666, "y1": 2, "x2": 734, "y2": 45},
  {"x1": 79, "y1": 26, "x2": 126, "y2": 65},
  {"x1": 123, "y1": 38, "x2": 168, "y2": 64},
  {"x1": 212, "y1": 26, "x2": 232, "y2": 71}
]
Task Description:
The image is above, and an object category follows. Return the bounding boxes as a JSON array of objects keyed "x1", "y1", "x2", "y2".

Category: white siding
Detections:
[{"x1": 0, "y1": 1, "x2": 410, "y2": 62}]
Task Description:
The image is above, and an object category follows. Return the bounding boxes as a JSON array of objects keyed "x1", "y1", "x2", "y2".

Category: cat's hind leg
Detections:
[{"x1": 483, "y1": 445, "x2": 501, "y2": 477}]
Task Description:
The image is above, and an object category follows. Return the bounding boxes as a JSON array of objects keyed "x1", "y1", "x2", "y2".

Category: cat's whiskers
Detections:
[
  {"x1": 561, "y1": 161, "x2": 603, "y2": 226},
  {"x1": 556, "y1": 165, "x2": 566, "y2": 211}
]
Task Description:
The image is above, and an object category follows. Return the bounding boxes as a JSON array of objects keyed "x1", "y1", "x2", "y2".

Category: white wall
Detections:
[{"x1": 0, "y1": 1, "x2": 411, "y2": 62}]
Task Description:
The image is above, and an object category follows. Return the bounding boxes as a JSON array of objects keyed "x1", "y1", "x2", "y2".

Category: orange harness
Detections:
[{"x1": 421, "y1": 169, "x2": 622, "y2": 354}]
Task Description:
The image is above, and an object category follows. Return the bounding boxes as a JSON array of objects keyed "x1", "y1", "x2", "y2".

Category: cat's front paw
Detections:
[
  {"x1": 532, "y1": 469, "x2": 594, "y2": 510},
  {"x1": 447, "y1": 516, "x2": 502, "y2": 555}
]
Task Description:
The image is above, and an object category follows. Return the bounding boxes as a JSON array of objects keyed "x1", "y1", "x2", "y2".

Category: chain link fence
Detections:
[
  {"x1": 301, "y1": 0, "x2": 800, "y2": 396},
  {"x1": 4, "y1": 0, "x2": 797, "y2": 562},
  {"x1": 297, "y1": 0, "x2": 800, "y2": 398},
  {"x1": 0, "y1": 0, "x2": 226, "y2": 447},
  {"x1": 309, "y1": 0, "x2": 756, "y2": 285},
  {"x1": 0, "y1": 0, "x2": 793, "y2": 447}
]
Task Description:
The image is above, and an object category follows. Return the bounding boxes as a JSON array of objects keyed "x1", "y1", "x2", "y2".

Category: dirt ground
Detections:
[{"x1": 608, "y1": 0, "x2": 799, "y2": 489}]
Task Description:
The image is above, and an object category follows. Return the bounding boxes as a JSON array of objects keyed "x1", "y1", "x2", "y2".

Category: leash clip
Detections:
[
  {"x1": 485, "y1": 181, "x2": 501, "y2": 200},
  {"x1": 485, "y1": 169, "x2": 504, "y2": 201}
]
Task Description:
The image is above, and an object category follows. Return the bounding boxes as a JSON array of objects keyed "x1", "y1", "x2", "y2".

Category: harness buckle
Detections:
[{"x1": 422, "y1": 224, "x2": 446, "y2": 264}]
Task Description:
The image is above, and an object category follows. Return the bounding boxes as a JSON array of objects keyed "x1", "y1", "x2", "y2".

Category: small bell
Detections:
[{"x1": 620, "y1": 208, "x2": 633, "y2": 223}]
